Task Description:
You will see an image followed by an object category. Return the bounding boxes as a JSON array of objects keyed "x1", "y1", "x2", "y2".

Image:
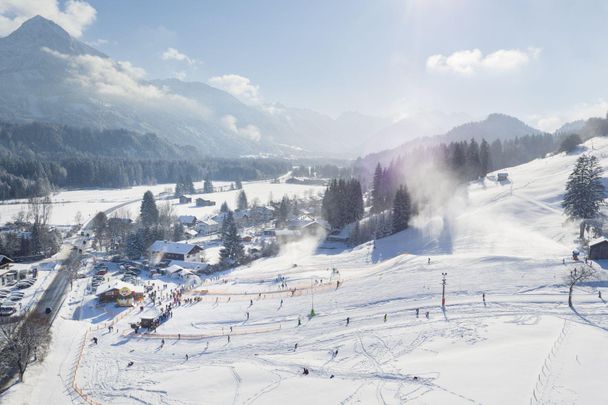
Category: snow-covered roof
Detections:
[
  {"x1": 149, "y1": 241, "x2": 202, "y2": 255},
  {"x1": 95, "y1": 280, "x2": 144, "y2": 296},
  {"x1": 185, "y1": 229, "x2": 198, "y2": 236},
  {"x1": 166, "y1": 264, "x2": 184, "y2": 274},
  {"x1": 589, "y1": 237, "x2": 608, "y2": 247},
  {"x1": 198, "y1": 219, "x2": 219, "y2": 226},
  {"x1": 168, "y1": 260, "x2": 208, "y2": 271},
  {"x1": 140, "y1": 306, "x2": 162, "y2": 319},
  {"x1": 178, "y1": 215, "x2": 197, "y2": 224}
]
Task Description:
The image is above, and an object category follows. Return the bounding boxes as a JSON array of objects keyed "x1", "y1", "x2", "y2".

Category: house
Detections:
[
  {"x1": 234, "y1": 209, "x2": 251, "y2": 227},
  {"x1": 497, "y1": 172, "x2": 509, "y2": 182},
  {"x1": 250, "y1": 206, "x2": 275, "y2": 223},
  {"x1": 149, "y1": 241, "x2": 204, "y2": 264},
  {"x1": 96, "y1": 281, "x2": 145, "y2": 306},
  {"x1": 326, "y1": 222, "x2": 356, "y2": 243},
  {"x1": 301, "y1": 220, "x2": 331, "y2": 236},
  {"x1": 184, "y1": 229, "x2": 198, "y2": 239},
  {"x1": 589, "y1": 237, "x2": 608, "y2": 259},
  {"x1": 168, "y1": 260, "x2": 209, "y2": 273},
  {"x1": 179, "y1": 195, "x2": 192, "y2": 204},
  {"x1": 196, "y1": 198, "x2": 216, "y2": 207},
  {"x1": 0, "y1": 255, "x2": 13, "y2": 270},
  {"x1": 196, "y1": 219, "x2": 220, "y2": 235},
  {"x1": 177, "y1": 215, "x2": 197, "y2": 226}
]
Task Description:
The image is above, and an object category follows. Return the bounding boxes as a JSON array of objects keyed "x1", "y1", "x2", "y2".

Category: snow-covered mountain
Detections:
[
  {"x1": 0, "y1": 16, "x2": 396, "y2": 158},
  {"x1": 361, "y1": 113, "x2": 544, "y2": 165}
]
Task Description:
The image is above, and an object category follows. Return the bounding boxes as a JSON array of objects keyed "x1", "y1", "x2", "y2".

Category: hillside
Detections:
[{"x1": 4, "y1": 138, "x2": 608, "y2": 404}]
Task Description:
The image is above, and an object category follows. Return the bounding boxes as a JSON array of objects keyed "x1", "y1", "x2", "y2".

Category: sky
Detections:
[{"x1": 1, "y1": 0, "x2": 608, "y2": 131}]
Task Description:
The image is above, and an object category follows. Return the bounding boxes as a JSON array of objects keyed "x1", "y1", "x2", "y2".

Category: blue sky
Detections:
[{"x1": 2, "y1": 0, "x2": 608, "y2": 130}]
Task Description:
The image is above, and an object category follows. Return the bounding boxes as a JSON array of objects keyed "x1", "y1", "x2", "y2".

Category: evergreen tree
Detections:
[
  {"x1": 562, "y1": 155, "x2": 606, "y2": 221},
  {"x1": 126, "y1": 229, "x2": 146, "y2": 259},
  {"x1": 466, "y1": 138, "x2": 481, "y2": 180},
  {"x1": 203, "y1": 176, "x2": 214, "y2": 193},
  {"x1": 322, "y1": 178, "x2": 365, "y2": 229},
  {"x1": 392, "y1": 185, "x2": 411, "y2": 234},
  {"x1": 237, "y1": 190, "x2": 248, "y2": 210},
  {"x1": 220, "y1": 210, "x2": 244, "y2": 265},
  {"x1": 140, "y1": 191, "x2": 159, "y2": 228},
  {"x1": 371, "y1": 163, "x2": 384, "y2": 213},
  {"x1": 479, "y1": 139, "x2": 491, "y2": 178},
  {"x1": 235, "y1": 179, "x2": 243, "y2": 189},
  {"x1": 173, "y1": 221, "x2": 184, "y2": 241},
  {"x1": 220, "y1": 201, "x2": 229, "y2": 213},
  {"x1": 277, "y1": 195, "x2": 291, "y2": 227}
]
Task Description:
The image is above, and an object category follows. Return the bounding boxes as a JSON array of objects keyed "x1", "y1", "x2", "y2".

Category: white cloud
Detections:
[
  {"x1": 221, "y1": 114, "x2": 262, "y2": 142},
  {"x1": 41, "y1": 47, "x2": 207, "y2": 116},
  {"x1": 426, "y1": 47, "x2": 540, "y2": 75},
  {"x1": 530, "y1": 99, "x2": 608, "y2": 132},
  {"x1": 209, "y1": 74, "x2": 262, "y2": 105},
  {"x1": 161, "y1": 47, "x2": 196, "y2": 65},
  {"x1": 0, "y1": 0, "x2": 96, "y2": 37}
]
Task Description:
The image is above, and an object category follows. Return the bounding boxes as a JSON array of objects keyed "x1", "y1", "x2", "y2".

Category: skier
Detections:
[
  {"x1": 294, "y1": 343, "x2": 298, "y2": 351},
  {"x1": 346, "y1": 317, "x2": 350, "y2": 326},
  {"x1": 297, "y1": 317, "x2": 301, "y2": 326},
  {"x1": 428, "y1": 258, "x2": 431, "y2": 265},
  {"x1": 228, "y1": 335, "x2": 231, "y2": 343},
  {"x1": 178, "y1": 333, "x2": 181, "y2": 340},
  {"x1": 482, "y1": 293, "x2": 486, "y2": 306},
  {"x1": 230, "y1": 326, "x2": 233, "y2": 332},
  {"x1": 185, "y1": 354, "x2": 189, "y2": 361},
  {"x1": 127, "y1": 361, "x2": 134, "y2": 367},
  {"x1": 161, "y1": 339, "x2": 165, "y2": 347},
  {"x1": 92, "y1": 337, "x2": 98, "y2": 345},
  {"x1": 415, "y1": 308, "x2": 419, "y2": 318},
  {"x1": 250, "y1": 299, "x2": 253, "y2": 307},
  {"x1": 599, "y1": 290, "x2": 603, "y2": 300},
  {"x1": 563, "y1": 258, "x2": 565, "y2": 265},
  {"x1": 384, "y1": 314, "x2": 387, "y2": 323},
  {"x1": 425, "y1": 311, "x2": 429, "y2": 319},
  {"x1": 336, "y1": 280, "x2": 340, "y2": 289},
  {"x1": 280, "y1": 299, "x2": 283, "y2": 307},
  {"x1": 303, "y1": 368, "x2": 309, "y2": 375},
  {"x1": 246, "y1": 312, "x2": 250, "y2": 320}
]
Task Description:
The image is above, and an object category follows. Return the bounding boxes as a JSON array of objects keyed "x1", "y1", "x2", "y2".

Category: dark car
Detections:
[{"x1": 45, "y1": 307, "x2": 52, "y2": 314}]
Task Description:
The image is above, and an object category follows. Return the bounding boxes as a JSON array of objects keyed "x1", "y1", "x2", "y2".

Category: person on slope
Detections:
[{"x1": 346, "y1": 317, "x2": 350, "y2": 326}]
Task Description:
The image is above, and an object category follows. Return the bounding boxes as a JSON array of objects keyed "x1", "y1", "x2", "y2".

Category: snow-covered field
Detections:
[
  {"x1": 0, "y1": 180, "x2": 323, "y2": 226},
  {"x1": 3, "y1": 139, "x2": 608, "y2": 404}
]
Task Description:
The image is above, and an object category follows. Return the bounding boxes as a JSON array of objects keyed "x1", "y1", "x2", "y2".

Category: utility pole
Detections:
[{"x1": 441, "y1": 272, "x2": 447, "y2": 308}]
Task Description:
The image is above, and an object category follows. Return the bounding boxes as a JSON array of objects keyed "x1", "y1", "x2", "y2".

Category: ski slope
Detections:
[{"x1": 3, "y1": 138, "x2": 608, "y2": 404}]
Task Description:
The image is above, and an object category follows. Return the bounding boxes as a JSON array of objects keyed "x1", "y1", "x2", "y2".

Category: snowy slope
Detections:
[{"x1": 3, "y1": 138, "x2": 608, "y2": 404}]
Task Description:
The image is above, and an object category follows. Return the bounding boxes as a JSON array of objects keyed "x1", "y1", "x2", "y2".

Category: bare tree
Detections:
[
  {"x1": 0, "y1": 314, "x2": 50, "y2": 382},
  {"x1": 566, "y1": 266, "x2": 596, "y2": 308},
  {"x1": 27, "y1": 196, "x2": 52, "y2": 227}
]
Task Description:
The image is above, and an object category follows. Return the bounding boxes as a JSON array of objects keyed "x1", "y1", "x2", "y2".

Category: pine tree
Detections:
[
  {"x1": 235, "y1": 179, "x2": 243, "y2": 189},
  {"x1": 173, "y1": 222, "x2": 184, "y2": 241},
  {"x1": 277, "y1": 195, "x2": 290, "y2": 227},
  {"x1": 203, "y1": 176, "x2": 214, "y2": 193},
  {"x1": 392, "y1": 185, "x2": 411, "y2": 234},
  {"x1": 220, "y1": 201, "x2": 229, "y2": 213},
  {"x1": 562, "y1": 155, "x2": 606, "y2": 221},
  {"x1": 466, "y1": 138, "x2": 481, "y2": 180},
  {"x1": 479, "y1": 139, "x2": 491, "y2": 178},
  {"x1": 140, "y1": 191, "x2": 159, "y2": 228},
  {"x1": 220, "y1": 210, "x2": 244, "y2": 265},
  {"x1": 237, "y1": 190, "x2": 248, "y2": 210},
  {"x1": 371, "y1": 163, "x2": 384, "y2": 213}
]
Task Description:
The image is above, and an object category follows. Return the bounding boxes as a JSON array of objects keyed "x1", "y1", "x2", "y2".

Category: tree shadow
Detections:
[{"x1": 571, "y1": 307, "x2": 608, "y2": 332}]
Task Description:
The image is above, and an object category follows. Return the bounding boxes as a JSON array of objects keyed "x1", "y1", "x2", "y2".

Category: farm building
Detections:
[
  {"x1": 149, "y1": 241, "x2": 204, "y2": 264},
  {"x1": 96, "y1": 281, "x2": 144, "y2": 306},
  {"x1": 179, "y1": 195, "x2": 192, "y2": 204},
  {"x1": 177, "y1": 215, "x2": 197, "y2": 226},
  {"x1": 196, "y1": 198, "x2": 216, "y2": 207},
  {"x1": 589, "y1": 237, "x2": 608, "y2": 259}
]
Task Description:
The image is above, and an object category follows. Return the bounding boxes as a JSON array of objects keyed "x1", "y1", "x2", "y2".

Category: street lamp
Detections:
[{"x1": 441, "y1": 272, "x2": 447, "y2": 308}]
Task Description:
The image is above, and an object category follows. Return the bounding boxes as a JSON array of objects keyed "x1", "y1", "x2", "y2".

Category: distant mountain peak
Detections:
[{"x1": 0, "y1": 15, "x2": 105, "y2": 58}]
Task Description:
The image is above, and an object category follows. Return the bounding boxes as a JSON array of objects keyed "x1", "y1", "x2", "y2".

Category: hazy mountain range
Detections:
[{"x1": 0, "y1": 16, "x2": 599, "y2": 160}]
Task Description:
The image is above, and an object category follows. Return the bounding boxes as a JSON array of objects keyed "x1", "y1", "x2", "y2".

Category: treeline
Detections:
[
  {"x1": 0, "y1": 158, "x2": 290, "y2": 200},
  {"x1": 0, "y1": 121, "x2": 292, "y2": 200}
]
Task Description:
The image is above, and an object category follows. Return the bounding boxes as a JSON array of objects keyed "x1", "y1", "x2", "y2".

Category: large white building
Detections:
[{"x1": 148, "y1": 241, "x2": 204, "y2": 264}]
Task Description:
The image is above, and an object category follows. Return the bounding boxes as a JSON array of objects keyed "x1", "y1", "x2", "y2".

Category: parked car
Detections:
[{"x1": 0, "y1": 306, "x2": 16, "y2": 316}]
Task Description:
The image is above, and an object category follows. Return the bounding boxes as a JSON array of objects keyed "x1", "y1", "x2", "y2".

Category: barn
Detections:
[{"x1": 589, "y1": 237, "x2": 608, "y2": 260}]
